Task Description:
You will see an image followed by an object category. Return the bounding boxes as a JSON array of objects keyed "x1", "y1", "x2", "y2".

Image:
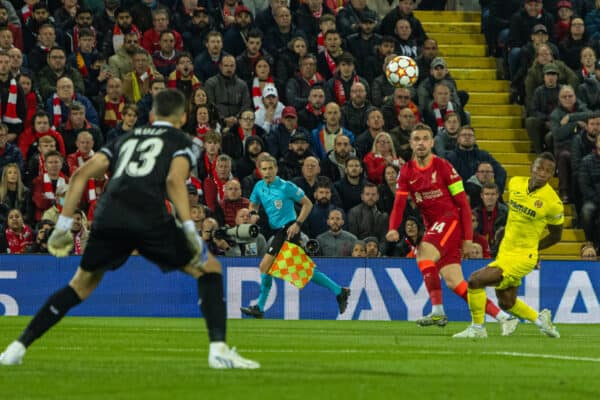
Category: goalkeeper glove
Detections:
[
  {"x1": 48, "y1": 215, "x2": 74, "y2": 257},
  {"x1": 182, "y1": 220, "x2": 206, "y2": 271}
]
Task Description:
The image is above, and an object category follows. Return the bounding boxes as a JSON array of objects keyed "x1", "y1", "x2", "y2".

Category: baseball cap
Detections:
[
  {"x1": 282, "y1": 106, "x2": 297, "y2": 118},
  {"x1": 359, "y1": 10, "x2": 377, "y2": 23},
  {"x1": 557, "y1": 1, "x2": 573, "y2": 8},
  {"x1": 234, "y1": 5, "x2": 252, "y2": 16},
  {"x1": 543, "y1": 63, "x2": 559, "y2": 75},
  {"x1": 262, "y1": 84, "x2": 278, "y2": 98},
  {"x1": 431, "y1": 57, "x2": 447, "y2": 68},
  {"x1": 531, "y1": 24, "x2": 548, "y2": 34},
  {"x1": 289, "y1": 131, "x2": 309, "y2": 143}
]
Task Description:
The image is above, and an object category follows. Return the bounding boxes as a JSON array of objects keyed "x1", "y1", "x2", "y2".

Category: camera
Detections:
[
  {"x1": 304, "y1": 239, "x2": 320, "y2": 256},
  {"x1": 213, "y1": 224, "x2": 259, "y2": 244}
]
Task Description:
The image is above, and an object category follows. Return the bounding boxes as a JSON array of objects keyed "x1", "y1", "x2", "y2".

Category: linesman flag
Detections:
[{"x1": 269, "y1": 241, "x2": 315, "y2": 289}]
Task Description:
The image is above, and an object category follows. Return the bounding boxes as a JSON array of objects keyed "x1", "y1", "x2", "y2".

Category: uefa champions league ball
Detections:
[{"x1": 385, "y1": 55, "x2": 419, "y2": 88}]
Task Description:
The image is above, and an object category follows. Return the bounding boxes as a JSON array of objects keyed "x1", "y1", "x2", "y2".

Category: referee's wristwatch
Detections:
[{"x1": 294, "y1": 220, "x2": 303, "y2": 227}]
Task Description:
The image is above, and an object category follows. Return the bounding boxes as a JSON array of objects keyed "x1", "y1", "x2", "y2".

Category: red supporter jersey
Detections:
[{"x1": 397, "y1": 155, "x2": 464, "y2": 228}]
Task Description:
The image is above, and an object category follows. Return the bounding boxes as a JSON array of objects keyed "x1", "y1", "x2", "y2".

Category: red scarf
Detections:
[
  {"x1": 73, "y1": 229, "x2": 84, "y2": 255},
  {"x1": 306, "y1": 103, "x2": 325, "y2": 115},
  {"x1": 52, "y1": 93, "x2": 75, "y2": 127},
  {"x1": 112, "y1": 24, "x2": 140, "y2": 51},
  {"x1": 582, "y1": 66, "x2": 593, "y2": 79},
  {"x1": 204, "y1": 153, "x2": 217, "y2": 177},
  {"x1": 196, "y1": 124, "x2": 210, "y2": 138},
  {"x1": 1, "y1": 78, "x2": 21, "y2": 124},
  {"x1": 72, "y1": 25, "x2": 97, "y2": 52},
  {"x1": 213, "y1": 174, "x2": 227, "y2": 203},
  {"x1": 432, "y1": 101, "x2": 454, "y2": 131},
  {"x1": 21, "y1": 5, "x2": 32, "y2": 22},
  {"x1": 252, "y1": 76, "x2": 274, "y2": 110},
  {"x1": 404, "y1": 237, "x2": 417, "y2": 258},
  {"x1": 324, "y1": 50, "x2": 337, "y2": 75},
  {"x1": 43, "y1": 172, "x2": 67, "y2": 201},
  {"x1": 305, "y1": 72, "x2": 324, "y2": 87},
  {"x1": 104, "y1": 95, "x2": 126, "y2": 128},
  {"x1": 4, "y1": 225, "x2": 33, "y2": 254},
  {"x1": 76, "y1": 150, "x2": 97, "y2": 206},
  {"x1": 333, "y1": 75, "x2": 359, "y2": 105},
  {"x1": 223, "y1": 5, "x2": 235, "y2": 27},
  {"x1": 317, "y1": 32, "x2": 325, "y2": 53},
  {"x1": 168, "y1": 70, "x2": 201, "y2": 90},
  {"x1": 481, "y1": 206, "x2": 498, "y2": 244},
  {"x1": 237, "y1": 125, "x2": 256, "y2": 142}
]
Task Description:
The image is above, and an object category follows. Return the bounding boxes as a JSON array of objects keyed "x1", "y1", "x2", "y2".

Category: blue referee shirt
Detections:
[{"x1": 250, "y1": 176, "x2": 305, "y2": 229}]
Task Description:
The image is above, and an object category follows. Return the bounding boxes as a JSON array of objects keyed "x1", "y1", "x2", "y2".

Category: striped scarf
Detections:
[
  {"x1": 103, "y1": 95, "x2": 126, "y2": 129},
  {"x1": 324, "y1": 50, "x2": 337, "y2": 75},
  {"x1": 42, "y1": 172, "x2": 67, "y2": 200},
  {"x1": 252, "y1": 76, "x2": 274, "y2": 110},
  {"x1": 317, "y1": 32, "x2": 325, "y2": 53},
  {"x1": 1, "y1": 78, "x2": 21, "y2": 124},
  {"x1": 432, "y1": 101, "x2": 454, "y2": 132},
  {"x1": 112, "y1": 24, "x2": 140, "y2": 52},
  {"x1": 76, "y1": 150, "x2": 97, "y2": 206},
  {"x1": 21, "y1": 5, "x2": 32, "y2": 22},
  {"x1": 167, "y1": 70, "x2": 201, "y2": 90},
  {"x1": 52, "y1": 93, "x2": 75, "y2": 127},
  {"x1": 237, "y1": 125, "x2": 256, "y2": 142}
]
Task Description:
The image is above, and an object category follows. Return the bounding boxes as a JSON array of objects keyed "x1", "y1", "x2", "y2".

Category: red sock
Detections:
[
  {"x1": 454, "y1": 280, "x2": 502, "y2": 318},
  {"x1": 418, "y1": 260, "x2": 443, "y2": 305}
]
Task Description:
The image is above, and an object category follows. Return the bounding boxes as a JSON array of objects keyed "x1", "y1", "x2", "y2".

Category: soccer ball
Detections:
[{"x1": 385, "y1": 55, "x2": 419, "y2": 88}]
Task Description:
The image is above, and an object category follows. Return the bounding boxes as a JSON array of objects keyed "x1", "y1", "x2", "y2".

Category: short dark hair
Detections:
[
  {"x1": 411, "y1": 123, "x2": 434, "y2": 137},
  {"x1": 122, "y1": 104, "x2": 138, "y2": 115},
  {"x1": 362, "y1": 182, "x2": 378, "y2": 193},
  {"x1": 176, "y1": 52, "x2": 193, "y2": 64},
  {"x1": 381, "y1": 35, "x2": 396, "y2": 45},
  {"x1": 77, "y1": 27, "x2": 95, "y2": 39},
  {"x1": 247, "y1": 28, "x2": 263, "y2": 41},
  {"x1": 345, "y1": 155, "x2": 361, "y2": 167},
  {"x1": 152, "y1": 89, "x2": 186, "y2": 118},
  {"x1": 315, "y1": 176, "x2": 332, "y2": 191},
  {"x1": 537, "y1": 151, "x2": 556, "y2": 164},
  {"x1": 44, "y1": 150, "x2": 63, "y2": 161},
  {"x1": 481, "y1": 182, "x2": 499, "y2": 192},
  {"x1": 159, "y1": 30, "x2": 175, "y2": 40}
]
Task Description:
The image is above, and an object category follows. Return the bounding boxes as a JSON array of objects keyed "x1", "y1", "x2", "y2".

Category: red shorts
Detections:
[{"x1": 422, "y1": 217, "x2": 462, "y2": 268}]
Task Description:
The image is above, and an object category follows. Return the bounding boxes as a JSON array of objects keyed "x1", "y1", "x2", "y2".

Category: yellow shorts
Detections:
[{"x1": 488, "y1": 250, "x2": 537, "y2": 290}]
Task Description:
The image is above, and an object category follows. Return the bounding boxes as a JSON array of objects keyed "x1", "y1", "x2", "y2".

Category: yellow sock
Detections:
[
  {"x1": 508, "y1": 299, "x2": 539, "y2": 323},
  {"x1": 468, "y1": 288, "x2": 486, "y2": 325}
]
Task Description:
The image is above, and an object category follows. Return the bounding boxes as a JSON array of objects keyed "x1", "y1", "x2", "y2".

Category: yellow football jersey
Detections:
[{"x1": 498, "y1": 176, "x2": 564, "y2": 256}]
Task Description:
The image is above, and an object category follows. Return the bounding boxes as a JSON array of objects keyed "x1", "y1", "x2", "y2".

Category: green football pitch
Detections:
[{"x1": 1, "y1": 317, "x2": 599, "y2": 400}]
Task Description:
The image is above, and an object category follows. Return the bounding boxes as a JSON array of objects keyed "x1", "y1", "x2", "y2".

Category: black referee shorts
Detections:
[{"x1": 266, "y1": 221, "x2": 301, "y2": 256}]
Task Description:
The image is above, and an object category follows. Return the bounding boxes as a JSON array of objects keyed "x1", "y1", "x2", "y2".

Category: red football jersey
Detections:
[{"x1": 397, "y1": 155, "x2": 464, "y2": 228}]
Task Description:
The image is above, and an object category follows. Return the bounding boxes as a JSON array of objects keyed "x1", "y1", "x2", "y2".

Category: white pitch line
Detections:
[{"x1": 34, "y1": 346, "x2": 600, "y2": 362}]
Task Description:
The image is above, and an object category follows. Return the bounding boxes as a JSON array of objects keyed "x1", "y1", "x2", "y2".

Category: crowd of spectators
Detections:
[
  {"x1": 0, "y1": 0, "x2": 594, "y2": 259},
  {"x1": 482, "y1": 0, "x2": 600, "y2": 253}
]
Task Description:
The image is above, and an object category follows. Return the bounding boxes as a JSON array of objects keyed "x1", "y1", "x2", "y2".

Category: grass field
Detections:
[{"x1": 1, "y1": 317, "x2": 600, "y2": 400}]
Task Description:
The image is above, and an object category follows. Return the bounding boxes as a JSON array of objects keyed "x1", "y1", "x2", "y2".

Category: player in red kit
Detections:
[{"x1": 386, "y1": 124, "x2": 518, "y2": 334}]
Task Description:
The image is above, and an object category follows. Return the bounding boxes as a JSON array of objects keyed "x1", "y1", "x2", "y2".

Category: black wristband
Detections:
[{"x1": 295, "y1": 220, "x2": 303, "y2": 227}]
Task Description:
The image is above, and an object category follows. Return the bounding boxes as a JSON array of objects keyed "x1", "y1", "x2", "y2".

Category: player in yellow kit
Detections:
[{"x1": 453, "y1": 153, "x2": 563, "y2": 338}]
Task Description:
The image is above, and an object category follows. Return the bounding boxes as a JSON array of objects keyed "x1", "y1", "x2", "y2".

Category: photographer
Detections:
[
  {"x1": 26, "y1": 220, "x2": 56, "y2": 254},
  {"x1": 201, "y1": 217, "x2": 228, "y2": 256},
  {"x1": 218, "y1": 208, "x2": 266, "y2": 257}
]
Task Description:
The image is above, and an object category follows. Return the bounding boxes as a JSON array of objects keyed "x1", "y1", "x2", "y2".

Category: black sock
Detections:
[
  {"x1": 18, "y1": 285, "x2": 82, "y2": 348},
  {"x1": 197, "y1": 273, "x2": 226, "y2": 342}
]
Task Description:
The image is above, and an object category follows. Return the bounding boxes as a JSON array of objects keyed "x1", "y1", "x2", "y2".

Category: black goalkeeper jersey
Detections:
[{"x1": 93, "y1": 122, "x2": 199, "y2": 231}]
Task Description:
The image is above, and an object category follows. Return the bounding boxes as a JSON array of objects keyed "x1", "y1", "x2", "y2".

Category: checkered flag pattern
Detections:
[{"x1": 269, "y1": 241, "x2": 315, "y2": 289}]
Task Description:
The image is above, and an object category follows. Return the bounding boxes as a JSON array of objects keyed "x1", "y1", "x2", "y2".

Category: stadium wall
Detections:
[{"x1": 1, "y1": 256, "x2": 599, "y2": 323}]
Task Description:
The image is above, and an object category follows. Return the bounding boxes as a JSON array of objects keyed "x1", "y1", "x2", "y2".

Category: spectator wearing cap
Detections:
[
  {"x1": 577, "y1": 59, "x2": 600, "y2": 110},
  {"x1": 312, "y1": 102, "x2": 356, "y2": 160},
  {"x1": 417, "y1": 56, "x2": 464, "y2": 113},
  {"x1": 585, "y1": 0, "x2": 600, "y2": 41},
  {"x1": 278, "y1": 130, "x2": 316, "y2": 180},
  {"x1": 254, "y1": 84, "x2": 285, "y2": 132},
  {"x1": 507, "y1": 0, "x2": 555, "y2": 80},
  {"x1": 222, "y1": 109, "x2": 267, "y2": 161},
  {"x1": 346, "y1": 10, "x2": 382, "y2": 85},
  {"x1": 316, "y1": 30, "x2": 345, "y2": 81},
  {"x1": 324, "y1": 52, "x2": 370, "y2": 107},
  {"x1": 317, "y1": 208, "x2": 357, "y2": 257},
  {"x1": 526, "y1": 62, "x2": 562, "y2": 154},
  {"x1": 180, "y1": 6, "x2": 215, "y2": 58},
  {"x1": 264, "y1": 6, "x2": 305, "y2": 59},
  {"x1": 204, "y1": 54, "x2": 252, "y2": 128},
  {"x1": 525, "y1": 43, "x2": 579, "y2": 102},
  {"x1": 337, "y1": 0, "x2": 373, "y2": 38},
  {"x1": 267, "y1": 105, "x2": 310, "y2": 159},
  {"x1": 559, "y1": 17, "x2": 589, "y2": 72},
  {"x1": 555, "y1": 1, "x2": 575, "y2": 43},
  {"x1": 223, "y1": 5, "x2": 256, "y2": 57},
  {"x1": 549, "y1": 85, "x2": 592, "y2": 203},
  {"x1": 510, "y1": 24, "x2": 559, "y2": 103}
]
